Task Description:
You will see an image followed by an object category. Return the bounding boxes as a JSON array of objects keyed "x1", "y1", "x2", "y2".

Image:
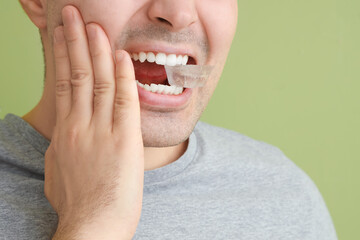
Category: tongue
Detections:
[{"x1": 133, "y1": 60, "x2": 168, "y2": 85}]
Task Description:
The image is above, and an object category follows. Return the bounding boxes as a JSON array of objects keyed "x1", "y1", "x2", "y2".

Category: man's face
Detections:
[{"x1": 46, "y1": 0, "x2": 238, "y2": 147}]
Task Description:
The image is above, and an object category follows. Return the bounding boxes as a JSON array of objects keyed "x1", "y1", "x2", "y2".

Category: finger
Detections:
[
  {"x1": 86, "y1": 23, "x2": 115, "y2": 127},
  {"x1": 62, "y1": 5, "x2": 93, "y2": 121},
  {"x1": 112, "y1": 50, "x2": 140, "y2": 134},
  {"x1": 53, "y1": 26, "x2": 72, "y2": 123}
]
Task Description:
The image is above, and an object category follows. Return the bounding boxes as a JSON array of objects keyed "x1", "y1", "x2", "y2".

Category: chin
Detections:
[
  {"x1": 138, "y1": 77, "x2": 217, "y2": 148},
  {"x1": 140, "y1": 110, "x2": 200, "y2": 148}
]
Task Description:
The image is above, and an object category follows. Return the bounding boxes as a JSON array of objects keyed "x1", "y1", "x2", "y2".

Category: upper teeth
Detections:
[{"x1": 131, "y1": 52, "x2": 189, "y2": 66}]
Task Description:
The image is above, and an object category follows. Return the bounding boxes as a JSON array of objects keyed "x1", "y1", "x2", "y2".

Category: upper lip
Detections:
[{"x1": 125, "y1": 42, "x2": 199, "y2": 65}]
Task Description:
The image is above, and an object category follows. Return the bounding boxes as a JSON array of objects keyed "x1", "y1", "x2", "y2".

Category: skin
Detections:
[{"x1": 18, "y1": 0, "x2": 238, "y2": 238}]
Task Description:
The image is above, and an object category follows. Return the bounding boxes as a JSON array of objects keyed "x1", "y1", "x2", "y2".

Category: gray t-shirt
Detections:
[{"x1": 0, "y1": 113, "x2": 337, "y2": 240}]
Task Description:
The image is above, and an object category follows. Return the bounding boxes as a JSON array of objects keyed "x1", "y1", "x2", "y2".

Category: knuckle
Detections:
[
  {"x1": 71, "y1": 67, "x2": 91, "y2": 86},
  {"x1": 66, "y1": 32, "x2": 80, "y2": 44},
  {"x1": 113, "y1": 96, "x2": 133, "y2": 123},
  {"x1": 66, "y1": 127, "x2": 79, "y2": 144},
  {"x1": 64, "y1": 126, "x2": 81, "y2": 145},
  {"x1": 94, "y1": 81, "x2": 113, "y2": 95},
  {"x1": 114, "y1": 95, "x2": 132, "y2": 108},
  {"x1": 90, "y1": 48, "x2": 103, "y2": 59},
  {"x1": 54, "y1": 52, "x2": 68, "y2": 61},
  {"x1": 55, "y1": 78, "x2": 71, "y2": 97}
]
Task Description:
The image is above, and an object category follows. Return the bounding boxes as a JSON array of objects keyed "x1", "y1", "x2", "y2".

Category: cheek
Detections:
[
  {"x1": 198, "y1": 0, "x2": 238, "y2": 60},
  {"x1": 77, "y1": 1, "x2": 144, "y2": 48},
  {"x1": 80, "y1": 1, "x2": 129, "y2": 23}
]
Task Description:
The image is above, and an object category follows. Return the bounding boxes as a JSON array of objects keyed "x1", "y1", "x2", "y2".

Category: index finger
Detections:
[{"x1": 53, "y1": 26, "x2": 72, "y2": 124}]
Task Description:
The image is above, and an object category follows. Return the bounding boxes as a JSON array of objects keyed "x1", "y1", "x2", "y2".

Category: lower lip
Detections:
[{"x1": 136, "y1": 84, "x2": 193, "y2": 109}]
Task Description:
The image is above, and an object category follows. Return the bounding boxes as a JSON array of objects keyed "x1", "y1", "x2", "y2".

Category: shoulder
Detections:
[
  {"x1": 193, "y1": 121, "x2": 292, "y2": 168},
  {"x1": 193, "y1": 121, "x2": 322, "y2": 192},
  {"x1": 193, "y1": 121, "x2": 338, "y2": 239}
]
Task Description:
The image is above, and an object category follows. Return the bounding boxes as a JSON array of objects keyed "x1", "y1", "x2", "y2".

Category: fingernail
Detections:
[
  {"x1": 54, "y1": 26, "x2": 64, "y2": 43},
  {"x1": 86, "y1": 24, "x2": 96, "y2": 40},
  {"x1": 62, "y1": 6, "x2": 75, "y2": 26}
]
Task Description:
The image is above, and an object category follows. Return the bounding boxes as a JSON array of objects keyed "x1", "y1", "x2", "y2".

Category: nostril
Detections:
[{"x1": 156, "y1": 17, "x2": 172, "y2": 27}]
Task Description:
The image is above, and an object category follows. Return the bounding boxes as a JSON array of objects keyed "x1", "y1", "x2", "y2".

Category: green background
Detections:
[{"x1": 1, "y1": 1, "x2": 359, "y2": 239}]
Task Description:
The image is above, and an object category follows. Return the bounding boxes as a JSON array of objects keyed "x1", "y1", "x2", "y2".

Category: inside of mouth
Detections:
[{"x1": 132, "y1": 57, "x2": 196, "y2": 87}]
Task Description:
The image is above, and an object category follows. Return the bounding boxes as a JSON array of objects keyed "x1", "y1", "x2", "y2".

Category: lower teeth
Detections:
[{"x1": 136, "y1": 80, "x2": 184, "y2": 95}]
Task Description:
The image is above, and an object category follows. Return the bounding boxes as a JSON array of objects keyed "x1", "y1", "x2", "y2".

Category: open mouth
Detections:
[{"x1": 131, "y1": 52, "x2": 196, "y2": 95}]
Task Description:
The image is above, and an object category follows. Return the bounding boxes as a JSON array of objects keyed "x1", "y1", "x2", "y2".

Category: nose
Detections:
[{"x1": 147, "y1": 0, "x2": 198, "y2": 32}]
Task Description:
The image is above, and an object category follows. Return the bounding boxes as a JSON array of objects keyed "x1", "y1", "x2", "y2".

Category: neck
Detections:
[{"x1": 22, "y1": 101, "x2": 188, "y2": 171}]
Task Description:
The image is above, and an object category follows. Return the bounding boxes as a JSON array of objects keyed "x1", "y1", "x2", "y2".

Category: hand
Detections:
[{"x1": 44, "y1": 5, "x2": 144, "y2": 240}]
